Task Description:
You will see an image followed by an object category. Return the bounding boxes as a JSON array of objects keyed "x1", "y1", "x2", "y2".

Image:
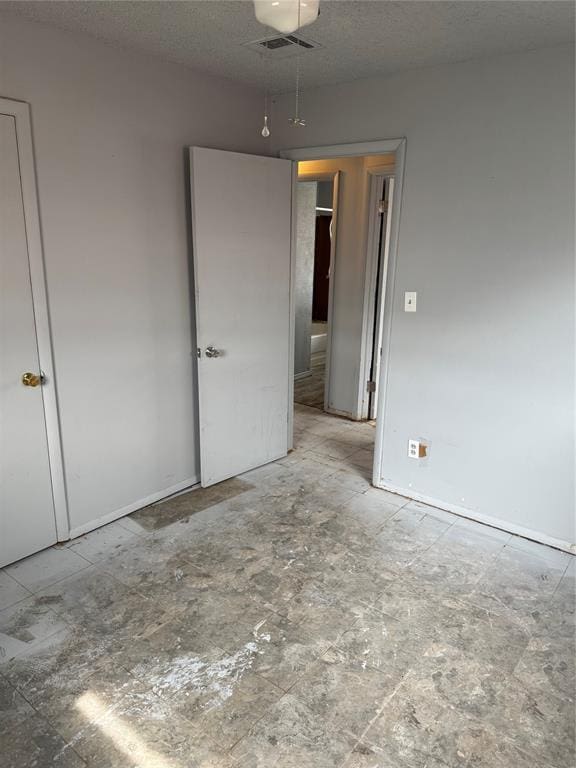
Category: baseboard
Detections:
[
  {"x1": 66, "y1": 472, "x2": 574, "y2": 554},
  {"x1": 374, "y1": 480, "x2": 576, "y2": 555},
  {"x1": 66, "y1": 475, "x2": 200, "y2": 540},
  {"x1": 294, "y1": 370, "x2": 311, "y2": 381},
  {"x1": 325, "y1": 405, "x2": 358, "y2": 421}
]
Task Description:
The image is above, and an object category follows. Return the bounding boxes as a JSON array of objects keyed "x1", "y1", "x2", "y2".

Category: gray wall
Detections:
[
  {"x1": 273, "y1": 45, "x2": 575, "y2": 545},
  {"x1": 294, "y1": 182, "x2": 317, "y2": 376},
  {"x1": 316, "y1": 181, "x2": 333, "y2": 212},
  {"x1": 0, "y1": 14, "x2": 268, "y2": 533}
]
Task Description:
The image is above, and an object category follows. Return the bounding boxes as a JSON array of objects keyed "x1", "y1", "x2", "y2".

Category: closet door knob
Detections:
[
  {"x1": 21, "y1": 372, "x2": 43, "y2": 387},
  {"x1": 205, "y1": 346, "x2": 221, "y2": 358}
]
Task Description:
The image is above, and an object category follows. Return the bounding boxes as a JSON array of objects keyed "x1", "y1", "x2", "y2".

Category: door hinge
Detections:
[
  {"x1": 378, "y1": 199, "x2": 388, "y2": 214},
  {"x1": 366, "y1": 380, "x2": 376, "y2": 393}
]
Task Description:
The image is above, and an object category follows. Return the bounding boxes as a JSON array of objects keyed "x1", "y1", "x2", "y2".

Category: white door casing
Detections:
[
  {"x1": 370, "y1": 176, "x2": 395, "y2": 420},
  {"x1": 189, "y1": 147, "x2": 292, "y2": 486},
  {"x1": 0, "y1": 110, "x2": 59, "y2": 566}
]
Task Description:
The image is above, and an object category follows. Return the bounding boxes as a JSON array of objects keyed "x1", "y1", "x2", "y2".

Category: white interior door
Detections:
[
  {"x1": 0, "y1": 113, "x2": 57, "y2": 566},
  {"x1": 190, "y1": 147, "x2": 292, "y2": 486}
]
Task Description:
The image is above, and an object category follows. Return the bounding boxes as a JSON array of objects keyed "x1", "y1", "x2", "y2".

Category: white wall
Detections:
[
  {"x1": 273, "y1": 45, "x2": 575, "y2": 546},
  {"x1": 0, "y1": 14, "x2": 267, "y2": 534},
  {"x1": 294, "y1": 182, "x2": 317, "y2": 377}
]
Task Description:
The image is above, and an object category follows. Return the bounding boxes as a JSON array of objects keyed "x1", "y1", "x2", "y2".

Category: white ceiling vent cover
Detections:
[{"x1": 243, "y1": 34, "x2": 322, "y2": 59}]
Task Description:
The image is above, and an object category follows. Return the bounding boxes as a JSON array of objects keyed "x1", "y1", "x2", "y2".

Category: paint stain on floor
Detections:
[{"x1": 129, "y1": 477, "x2": 255, "y2": 531}]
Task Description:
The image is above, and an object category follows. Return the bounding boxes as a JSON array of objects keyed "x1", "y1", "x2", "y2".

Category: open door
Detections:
[
  {"x1": 190, "y1": 147, "x2": 293, "y2": 486},
  {"x1": 368, "y1": 176, "x2": 394, "y2": 420}
]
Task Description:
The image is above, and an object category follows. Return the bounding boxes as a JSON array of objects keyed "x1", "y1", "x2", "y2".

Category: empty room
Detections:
[{"x1": 0, "y1": 1, "x2": 574, "y2": 767}]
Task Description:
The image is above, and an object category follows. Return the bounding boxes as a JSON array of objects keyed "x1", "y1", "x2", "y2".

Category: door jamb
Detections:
[
  {"x1": 0, "y1": 97, "x2": 69, "y2": 540},
  {"x1": 279, "y1": 138, "x2": 407, "y2": 489},
  {"x1": 323, "y1": 172, "x2": 340, "y2": 414},
  {"x1": 358, "y1": 169, "x2": 395, "y2": 420},
  {"x1": 286, "y1": 161, "x2": 297, "y2": 449}
]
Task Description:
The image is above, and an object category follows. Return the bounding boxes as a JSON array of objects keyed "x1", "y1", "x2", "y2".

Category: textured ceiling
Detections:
[{"x1": 2, "y1": 1, "x2": 574, "y2": 91}]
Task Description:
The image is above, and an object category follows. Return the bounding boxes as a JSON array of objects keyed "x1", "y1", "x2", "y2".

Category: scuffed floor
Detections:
[
  {"x1": 0, "y1": 405, "x2": 574, "y2": 767},
  {"x1": 294, "y1": 351, "x2": 326, "y2": 409}
]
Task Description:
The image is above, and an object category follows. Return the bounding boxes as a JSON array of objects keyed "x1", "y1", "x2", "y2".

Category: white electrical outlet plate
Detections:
[
  {"x1": 404, "y1": 291, "x2": 417, "y2": 312},
  {"x1": 408, "y1": 439, "x2": 420, "y2": 459}
]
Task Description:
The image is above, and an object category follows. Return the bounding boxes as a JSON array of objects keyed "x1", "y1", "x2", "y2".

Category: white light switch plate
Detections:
[{"x1": 404, "y1": 291, "x2": 417, "y2": 312}]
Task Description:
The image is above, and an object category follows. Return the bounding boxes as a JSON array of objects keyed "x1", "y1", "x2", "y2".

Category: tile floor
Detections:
[
  {"x1": 0, "y1": 404, "x2": 574, "y2": 767},
  {"x1": 294, "y1": 351, "x2": 326, "y2": 409}
]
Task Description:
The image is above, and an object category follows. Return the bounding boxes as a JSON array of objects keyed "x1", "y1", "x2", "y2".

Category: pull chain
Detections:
[
  {"x1": 262, "y1": 87, "x2": 270, "y2": 137},
  {"x1": 260, "y1": 38, "x2": 271, "y2": 137},
  {"x1": 289, "y1": 1, "x2": 306, "y2": 127}
]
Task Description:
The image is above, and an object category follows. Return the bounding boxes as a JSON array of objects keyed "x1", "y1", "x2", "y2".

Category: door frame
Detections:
[
  {"x1": 279, "y1": 138, "x2": 407, "y2": 488},
  {"x1": 359, "y1": 170, "x2": 395, "y2": 421},
  {"x1": 0, "y1": 97, "x2": 69, "y2": 540},
  {"x1": 292, "y1": 169, "x2": 340, "y2": 414}
]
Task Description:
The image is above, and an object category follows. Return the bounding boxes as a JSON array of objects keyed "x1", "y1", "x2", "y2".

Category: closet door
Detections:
[{"x1": 0, "y1": 111, "x2": 57, "y2": 566}]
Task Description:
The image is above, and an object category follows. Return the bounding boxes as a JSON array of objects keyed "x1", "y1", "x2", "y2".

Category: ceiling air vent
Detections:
[{"x1": 243, "y1": 34, "x2": 322, "y2": 58}]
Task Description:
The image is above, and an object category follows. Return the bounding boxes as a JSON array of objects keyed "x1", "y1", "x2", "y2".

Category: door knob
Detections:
[
  {"x1": 22, "y1": 372, "x2": 43, "y2": 387},
  {"x1": 205, "y1": 346, "x2": 221, "y2": 358}
]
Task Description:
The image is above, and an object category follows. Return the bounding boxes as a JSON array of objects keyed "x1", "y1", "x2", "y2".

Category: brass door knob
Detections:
[{"x1": 22, "y1": 372, "x2": 43, "y2": 387}]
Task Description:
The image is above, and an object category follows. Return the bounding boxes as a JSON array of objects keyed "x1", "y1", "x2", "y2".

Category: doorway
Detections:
[
  {"x1": 190, "y1": 139, "x2": 406, "y2": 496},
  {"x1": 284, "y1": 140, "x2": 405, "y2": 489},
  {"x1": 293, "y1": 176, "x2": 336, "y2": 411}
]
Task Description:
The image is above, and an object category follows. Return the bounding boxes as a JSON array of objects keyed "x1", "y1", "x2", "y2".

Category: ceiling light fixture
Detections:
[{"x1": 253, "y1": 0, "x2": 319, "y2": 35}]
